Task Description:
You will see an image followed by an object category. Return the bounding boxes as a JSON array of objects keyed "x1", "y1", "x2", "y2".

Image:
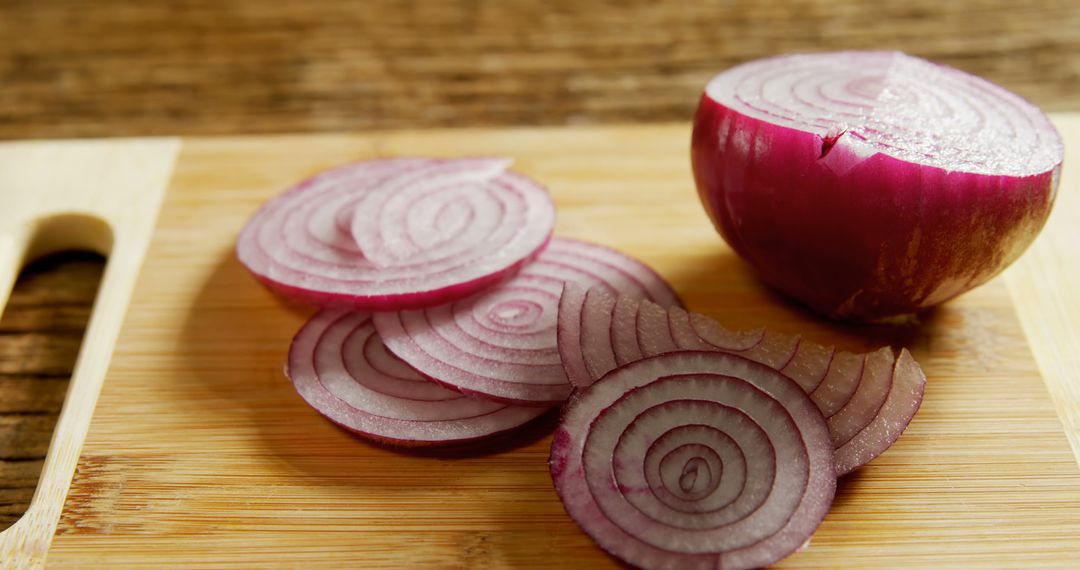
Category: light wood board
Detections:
[
  {"x1": 14, "y1": 117, "x2": 1080, "y2": 568},
  {"x1": 0, "y1": 140, "x2": 179, "y2": 568}
]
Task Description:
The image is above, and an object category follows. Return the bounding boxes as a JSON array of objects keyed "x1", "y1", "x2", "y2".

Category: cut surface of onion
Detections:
[
  {"x1": 550, "y1": 351, "x2": 835, "y2": 570},
  {"x1": 350, "y1": 157, "x2": 553, "y2": 269},
  {"x1": 287, "y1": 310, "x2": 548, "y2": 446},
  {"x1": 237, "y1": 157, "x2": 555, "y2": 310},
  {"x1": 692, "y1": 51, "x2": 1063, "y2": 321},
  {"x1": 375, "y1": 237, "x2": 682, "y2": 406},
  {"x1": 557, "y1": 284, "x2": 927, "y2": 474}
]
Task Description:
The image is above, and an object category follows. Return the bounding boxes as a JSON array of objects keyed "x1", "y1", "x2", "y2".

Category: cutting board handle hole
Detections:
[
  {"x1": 23, "y1": 214, "x2": 113, "y2": 262},
  {"x1": 0, "y1": 215, "x2": 109, "y2": 532}
]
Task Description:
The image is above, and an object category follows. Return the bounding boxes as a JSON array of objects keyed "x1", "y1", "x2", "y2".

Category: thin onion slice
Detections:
[
  {"x1": 557, "y1": 284, "x2": 926, "y2": 474},
  {"x1": 237, "y1": 158, "x2": 555, "y2": 311},
  {"x1": 350, "y1": 158, "x2": 553, "y2": 270},
  {"x1": 551, "y1": 351, "x2": 835, "y2": 570},
  {"x1": 375, "y1": 237, "x2": 682, "y2": 406},
  {"x1": 287, "y1": 310, "x2": 547, "y2": 446},
  {"x1": 834, "y1": 349, "x2": 925, "y2": 474}
]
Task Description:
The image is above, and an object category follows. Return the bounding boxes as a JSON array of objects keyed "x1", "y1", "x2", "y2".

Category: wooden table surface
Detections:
[{"x1": 2, "y1": 0, "x2": 1079, "y2": 534}]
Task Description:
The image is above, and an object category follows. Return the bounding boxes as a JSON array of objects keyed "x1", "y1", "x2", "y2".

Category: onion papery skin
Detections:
[
  {"x1": 551, "y1": 351, "x2": 835, "y2": 570},
  {"x1": 691, "y1": 51, "x2": 1062, "y2": 321}
]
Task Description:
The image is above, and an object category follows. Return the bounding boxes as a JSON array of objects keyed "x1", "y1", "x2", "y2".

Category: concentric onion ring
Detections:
[
  {"x1": 708, "y1": 50, "x2": 1060, "y2": 177},
  {"x1": 557, "y1": 285, "x2": 926, "y2": 474},
  {"x1": 374, "y1": 237, "x2": 682, "y2": 406},
  {"x1": 551, "y1": 351, "x2": 835, "y2": 570},
  {"x1": 350, "y1": 158, "x2": 554, "y2": 269},
  {"x1": 237, "y1": 158, "x2": 555, "y2": 310},
  {"x1": 287, "y1": 310, "x2": 547, "y2": 446},
  {"x1": 693, "y1": 51, "x2": 1062, "y2": 320}
]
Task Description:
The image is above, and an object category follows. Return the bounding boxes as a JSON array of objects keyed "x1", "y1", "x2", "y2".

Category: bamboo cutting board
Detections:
[{"x1": 4, "y1": 117, "x2": 1080, "y2": 569}]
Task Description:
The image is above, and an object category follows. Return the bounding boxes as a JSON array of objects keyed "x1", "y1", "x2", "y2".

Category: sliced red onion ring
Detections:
[
  {"x1": 287, "y1": 310, "x2": 547, "y2": 446},
  {"x1": 834, "y1": 349, "x2": 925, "y2": 474},
  {"x1": 551, "y1": 351, "x2": 835, "y2": 570},
  {"x1": 692, "y1": 51, "x2": 1062, "y2": 320},
  {"x1": 236, "y1": 158, "x2": 555, "y2": 311},
  {"x1": 375, "y1": 237, "x2": 682, "y2": 406},
  {"x1": 557, "y1": 284, "x2": 926, "y2": 474},
  {"x1": 350, "y1": 158, "x2": 553, "y2": 270}
]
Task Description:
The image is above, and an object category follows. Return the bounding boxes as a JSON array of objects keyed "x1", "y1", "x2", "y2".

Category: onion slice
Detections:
[
  {"x1": 375, "y1": 237, "x2": 682, "y2": 406},
  {"x1": 237, "y1": 158, "x2": 555, "y2": 311},
  {"x1": 834, "y1": 349, "x2": 925, "y2": 474},
  {"x1": 350, "y1": 158, "x2": 552, "y2": 269},
  {"x1": 550, "y1": 351, "x2": 835, "y2": 570},
  {"x1": 557, "y1": 284, "x2": 926, "y2": 474},
  {"x1": 287, "y1": 310, "x2": 547, "y2": 446}
]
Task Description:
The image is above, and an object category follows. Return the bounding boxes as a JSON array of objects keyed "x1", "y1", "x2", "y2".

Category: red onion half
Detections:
[
  {"x1": 237, "y1": 158, "x2": 555, "y2": 311},
  {"x1": 557, "y1": 284, "x2": 926, "y2": 474},
  {"x1": 692, "y1": 51, "x2": 1063, "y2": 321},
  {"x1": 287, "y1": 310, "x2": 547, "y2": 446},
  {"x1": 550, "y1": 351, "x2": 835, "y2": 570},
  {"x1": 375, "y1": 237, "x2": 681, "y2": 406}
]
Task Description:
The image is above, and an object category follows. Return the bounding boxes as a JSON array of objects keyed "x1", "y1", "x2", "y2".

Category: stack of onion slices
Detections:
[{"x1": 238, "y1": 149, "x2": 930, "y2": 568}]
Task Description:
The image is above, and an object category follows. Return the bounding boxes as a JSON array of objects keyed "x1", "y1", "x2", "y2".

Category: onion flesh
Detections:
[
  {"x1": 237, "y1": 158, "x2": 555, "y2": 311},
  {"x1": 375, "y1": 238, "x2": 682, "y2": 406},
  {"x1": 557, "y1": 284, "x2": 926, "y2": 474},
  {"x1": 550, "y1": 351, "x2": 835, "y2": 570},
  {"x1": 691, "y1": 51, "x2": 1063, "y2": 321},
  {"x1": 350, "y1": 158, "x2": 549, "y2": 269},
  {"x1": 287, "y1": 310, "x2": 547, "y2": 446}
]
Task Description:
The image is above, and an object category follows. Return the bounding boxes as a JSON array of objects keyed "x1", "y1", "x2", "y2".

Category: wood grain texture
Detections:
[
  {"x1": 0, "y1": 140, "x2": 179, "y2": 568},
  {"x1": 0, "y1": 254, "x2": 102, "y2": 528},
  {"x1": 4, "y1": 0, "x2": 1080, "y2": 536},
  {"x1": 38, "y1": 121, "x2": 1080, "y2": 568},
  {"x1": 1004, "y1": 114, "x2": 1080, "y2": 466},
  {"x1": 1, "y1": 1, "x2": 1079, "y2": 564},
  {"x1": 0, "y1": 0, "x2": 1078, "y2": 140}
]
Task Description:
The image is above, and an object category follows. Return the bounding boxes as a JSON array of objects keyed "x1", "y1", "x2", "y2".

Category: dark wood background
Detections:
[{"x1": 2, "y1": 0, "x2": 1078, "y2": 529}]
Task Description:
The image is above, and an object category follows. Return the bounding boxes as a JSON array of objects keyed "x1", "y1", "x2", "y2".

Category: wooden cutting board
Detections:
[{"x1": 3, "y1": 117, "x2": 1080, "y2": 569}]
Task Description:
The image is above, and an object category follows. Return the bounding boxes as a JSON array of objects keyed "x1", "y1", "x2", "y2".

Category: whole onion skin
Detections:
[{"x1": 691, "y1": 93, "x2": 1058, "y2": 322}]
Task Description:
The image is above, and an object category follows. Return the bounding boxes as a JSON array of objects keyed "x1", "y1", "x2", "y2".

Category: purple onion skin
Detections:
[{"x1": 691, "y1": 95, "x2": 1058, "y2": 321}]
